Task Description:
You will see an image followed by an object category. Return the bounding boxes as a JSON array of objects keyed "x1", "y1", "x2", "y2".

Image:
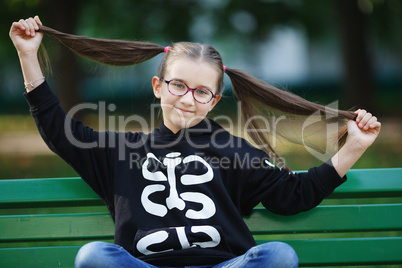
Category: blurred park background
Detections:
[{"x1": 0, "y1": 0, "x2": 401, "y2": 179}]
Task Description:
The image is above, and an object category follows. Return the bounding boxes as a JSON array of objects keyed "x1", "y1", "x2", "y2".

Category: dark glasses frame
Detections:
[{"x1": 159, "y1": 78, "x2": 217, "y2": 104}]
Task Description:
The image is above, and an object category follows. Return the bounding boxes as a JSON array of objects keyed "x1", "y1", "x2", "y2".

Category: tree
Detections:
[
  {"x1": 40, "y1": 0, "x2": 82, "y2": 113},
  {"x1": 334, "y1": 0, "x2": 376, "y2": 112}
]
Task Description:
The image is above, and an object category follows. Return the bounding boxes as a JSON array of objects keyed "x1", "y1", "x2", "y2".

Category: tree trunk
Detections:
[
  {"x1": 334, "y1": 0, "x2": 376, "y2": 113},
  {"x1": 40, "y1": 0, "x2": 83, "y2": 115}
]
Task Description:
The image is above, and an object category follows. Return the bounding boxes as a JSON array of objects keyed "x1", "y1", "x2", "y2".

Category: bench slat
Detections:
[
  {"x1": 245, "y1": 204, "x2": 402, "y2": 234},
  {"x1": 0, "y1": 246, "x2": 80, "y2": 268},
  {"x1": 1, "y1": 204, "x2": 401, "y2": 242},
  {"x1": 0, "y1": 178, "x2": 100, "y2": 206},
  {"x1": 282, "y1": 237, "x2": 402, "y2": 266},
  {"x1": 0, "y1": 213, "x2": 114, "y2": 241},
  {"x1": 331, "y1": 168, "x2": 402, "y2": 198},
  {"x1": 1, "y1": 168, "x2": 401, "y2": 206}
]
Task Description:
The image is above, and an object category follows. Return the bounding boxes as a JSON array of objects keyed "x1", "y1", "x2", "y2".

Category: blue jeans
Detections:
[{"x1": 75, "y1": 241, "x2": 298, "y2": 268}]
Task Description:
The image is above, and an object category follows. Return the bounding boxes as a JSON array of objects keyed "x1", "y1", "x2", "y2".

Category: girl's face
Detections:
[{"x1": 152, "y1": 57, "x2": 221, "y2": 133}]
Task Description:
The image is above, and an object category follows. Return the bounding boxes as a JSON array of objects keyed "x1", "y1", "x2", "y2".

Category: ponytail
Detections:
[
  {"x1": 38, "y1": 25, "x2": 164, "y2": 66},
  {"x1": 225, "y1": 67, "x2": 357, "y2": 171}
]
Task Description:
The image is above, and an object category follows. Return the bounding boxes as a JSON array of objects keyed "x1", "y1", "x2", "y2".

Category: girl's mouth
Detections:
[{"x1": 175, "y1": 107, "x2": 195, "y2": 114}]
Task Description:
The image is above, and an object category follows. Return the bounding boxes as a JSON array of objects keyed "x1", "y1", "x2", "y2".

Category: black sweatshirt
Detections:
[{"x1": 24, "y1": 81, "x2": 346, "y2": 266}]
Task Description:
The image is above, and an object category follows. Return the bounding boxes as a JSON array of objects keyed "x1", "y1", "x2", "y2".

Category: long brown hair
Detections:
[{"x1": 38, "y1": 25, "x2": 356, "y2": 171}]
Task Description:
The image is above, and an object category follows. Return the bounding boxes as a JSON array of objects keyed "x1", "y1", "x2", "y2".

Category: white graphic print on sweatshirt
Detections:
[{"x1": 136, "y1": 152, "x2": 221, "y2": 255}]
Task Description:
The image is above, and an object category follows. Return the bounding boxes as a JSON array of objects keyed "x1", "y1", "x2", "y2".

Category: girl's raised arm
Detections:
[
  {"x1": 331, "y1": 109, "x2": 381, "y2": 177},
  {"x1": 9, "y1": 16, "x2": 45, "y2": 92}
]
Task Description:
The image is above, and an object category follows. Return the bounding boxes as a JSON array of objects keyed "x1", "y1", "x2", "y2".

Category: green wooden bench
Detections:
[{"x1": 1, "y1": 168, "x2": 401, "y2": 267}]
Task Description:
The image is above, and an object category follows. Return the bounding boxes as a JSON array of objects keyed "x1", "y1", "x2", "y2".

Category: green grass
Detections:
[
  {"x1": 0, "y1": 139, "x2": 399, "y2": 180},
  {"x1": 0, "y1": 115, "x2": 400, "y2": 179},
  {"x1": 0, "y1": 154, "x2": 77, "y2": 179}
]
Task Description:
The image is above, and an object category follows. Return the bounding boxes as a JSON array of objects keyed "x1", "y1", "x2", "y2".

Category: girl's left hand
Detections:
[{"x1": 347, "y1": 109, "x2": 381, "y2": 150}]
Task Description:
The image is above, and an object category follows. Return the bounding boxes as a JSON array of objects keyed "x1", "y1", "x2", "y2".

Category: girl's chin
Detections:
[{"x1": 173, "y1": 117, "x2": 201, "y2": 130}]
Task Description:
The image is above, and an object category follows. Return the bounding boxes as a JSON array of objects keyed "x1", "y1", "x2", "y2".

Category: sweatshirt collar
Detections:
[{"x1": 158, "y1": 118, "x2": 218, "y2": 137}]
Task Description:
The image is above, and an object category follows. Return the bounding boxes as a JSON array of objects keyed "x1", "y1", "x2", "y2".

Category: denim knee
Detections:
[
  {"x1": 75, "y1": 241, "x2": 157, "y2": 268},
  {"x1": 75, "y1": 241, "x2": 117, "y2": 268},
  {"x1": 249, "y1": 242, "x2": 298, "y2": 268}
]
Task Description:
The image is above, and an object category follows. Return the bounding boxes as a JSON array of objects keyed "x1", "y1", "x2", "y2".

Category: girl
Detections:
[{"x1": 10, "y1": 16, "x2": 380, "y2": 268}]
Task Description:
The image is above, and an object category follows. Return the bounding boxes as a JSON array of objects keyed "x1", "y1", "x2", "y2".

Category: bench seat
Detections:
[{"x1": 1, "y1": 168, "x2": 401, "y2": 267}]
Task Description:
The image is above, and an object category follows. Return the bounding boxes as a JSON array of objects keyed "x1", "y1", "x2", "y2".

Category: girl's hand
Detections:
[
  {"x1": 331, "y1": 110, "x2": 381, "y2": 178},
  {"x1": 347, "y1": 109, "x2": 381, "y2": 150},
  {"x1": 9, "y1": 16, "x2": 43, "y2": 56}
]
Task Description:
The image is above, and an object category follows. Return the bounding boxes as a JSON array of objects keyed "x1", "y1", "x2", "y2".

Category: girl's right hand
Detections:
[{"x1": 9, "y1": 16, "x2": 43, "y2": 56}]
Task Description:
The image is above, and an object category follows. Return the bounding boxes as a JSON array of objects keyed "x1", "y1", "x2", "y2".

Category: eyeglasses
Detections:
[{"x1": 159, "y1": 78, "x2": 217, "y2": 104}]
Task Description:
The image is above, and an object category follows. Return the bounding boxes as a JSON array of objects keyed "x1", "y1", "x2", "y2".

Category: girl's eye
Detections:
[
  {"x1": 172, "y1": 81, "x2": 186, "y2": 89},
  {"x1": 196, "y1": 88, "x2": 211, "y2": 96}
]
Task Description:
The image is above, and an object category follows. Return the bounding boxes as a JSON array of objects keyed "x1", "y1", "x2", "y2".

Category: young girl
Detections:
[{"x1": 10, "y1": 16, "x2": 381, "y2": 268}]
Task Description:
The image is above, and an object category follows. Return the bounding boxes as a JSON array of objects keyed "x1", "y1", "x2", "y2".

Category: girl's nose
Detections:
[{"x1": 180, "y1": 91, "x2": 195, "y2": 105}]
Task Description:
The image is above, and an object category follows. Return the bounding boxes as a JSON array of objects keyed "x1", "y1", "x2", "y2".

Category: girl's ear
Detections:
[
  {"x1": 208, "y1": 95, "x2": 222, "y2": 112},
  {"x1": 152, "y1": 76, "x2": 162, "y2": 99}
]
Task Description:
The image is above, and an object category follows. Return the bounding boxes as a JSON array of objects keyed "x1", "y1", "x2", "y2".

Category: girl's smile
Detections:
[{"x1": 175, "y1": 107, "x2": 195, "y2": 114}]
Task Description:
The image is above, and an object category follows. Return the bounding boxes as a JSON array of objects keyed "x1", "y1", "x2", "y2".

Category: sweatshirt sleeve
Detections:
[
  {"x1": 24, "y1": 81, "x2": 115, "y2": 213},
  {"x1": 239, "y1": 151, "x2": 346, "y2": 216}
]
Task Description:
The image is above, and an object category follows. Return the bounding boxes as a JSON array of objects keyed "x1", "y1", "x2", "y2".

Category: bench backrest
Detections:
[{"x1": 1, "y1": 168, "x2": 401, "y2": 267}]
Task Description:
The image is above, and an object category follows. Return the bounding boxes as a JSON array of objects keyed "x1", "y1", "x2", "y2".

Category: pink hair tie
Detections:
[
  {"x1": 223, "y1": 65, "x2": 226, "y2": 72},
  {"x1": 164, "y1": 46, "x2": 171, "y2": 53}
]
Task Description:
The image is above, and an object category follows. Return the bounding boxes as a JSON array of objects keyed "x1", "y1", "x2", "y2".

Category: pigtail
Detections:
[
  {"x1": 225, "y1": 67, "x2": 357, "y2": 171},
  {"x1": 38, "y1": 25, "x2": 165, "y2": 66}
]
